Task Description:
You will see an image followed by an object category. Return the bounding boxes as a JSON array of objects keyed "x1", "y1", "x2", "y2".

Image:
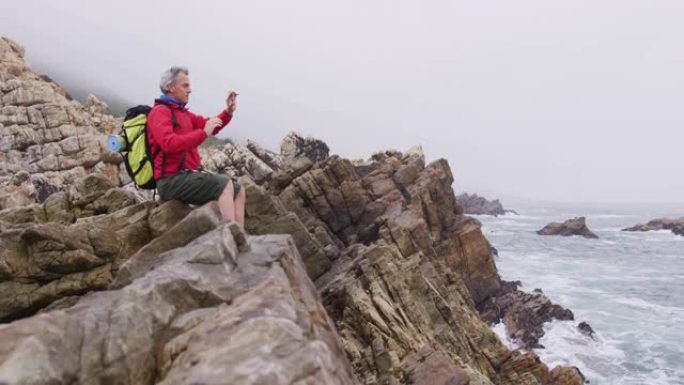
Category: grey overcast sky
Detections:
[{"x1": 2, "y1": 0, "x2": 683, "y2": 204}]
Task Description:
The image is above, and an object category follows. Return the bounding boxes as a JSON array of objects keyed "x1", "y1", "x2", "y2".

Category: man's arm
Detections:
[
  {"x1": 191, "y1": 110, "x2": 232, "y2": 136},
  {"x1": 149, "y1": 107, "x2": 206, "y2": 153}
]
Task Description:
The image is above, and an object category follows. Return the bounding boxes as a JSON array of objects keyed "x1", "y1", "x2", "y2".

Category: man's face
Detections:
[{"x1": 168, "y1": 72, "x2": 191, "y2": 104}]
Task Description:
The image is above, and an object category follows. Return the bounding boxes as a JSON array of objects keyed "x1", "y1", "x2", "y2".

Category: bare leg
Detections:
[
  {"x1": 234, "y1": 185, "x2": 246, "y2": 226},
  {"x1": 217, "y1": 182, "x2": 235, "y2": 221}
]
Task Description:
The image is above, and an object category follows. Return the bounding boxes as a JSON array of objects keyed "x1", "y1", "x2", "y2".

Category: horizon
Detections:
[{"x1": 2, "y1": 0, "x2": 683, "y2": 205}]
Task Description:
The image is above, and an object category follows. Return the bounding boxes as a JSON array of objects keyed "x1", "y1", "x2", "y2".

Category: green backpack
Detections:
[{"x1": 110, "y1": 105, "x2": 178, "y2": 189}]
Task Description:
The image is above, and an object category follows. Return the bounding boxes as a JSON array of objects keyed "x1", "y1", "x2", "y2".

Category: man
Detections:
[{"x1": 147, "y1": 66, "x2": 246, "y2": 225}]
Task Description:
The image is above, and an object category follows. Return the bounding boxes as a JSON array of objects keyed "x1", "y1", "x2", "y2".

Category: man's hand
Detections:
[
  {"x1": 226, "y1": 90, "x2": 238, "y2": 115},
  {"x1": 203, "y1": 117, "x2": 222, "y2": 137}
]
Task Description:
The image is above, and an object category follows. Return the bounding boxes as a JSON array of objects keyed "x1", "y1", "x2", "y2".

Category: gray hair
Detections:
[{"x1": 159, "y1": 66, "x2": 189, "y2": 94}]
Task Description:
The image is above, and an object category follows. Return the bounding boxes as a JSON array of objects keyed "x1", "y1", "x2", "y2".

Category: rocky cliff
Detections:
[{"x1": 0, "y1": 37, "x2": 584, "y2": 385}]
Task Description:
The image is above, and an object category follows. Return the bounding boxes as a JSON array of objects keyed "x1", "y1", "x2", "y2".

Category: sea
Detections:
[{"x1": 477, "y1": 202, "x2": 684, "y2": 385}]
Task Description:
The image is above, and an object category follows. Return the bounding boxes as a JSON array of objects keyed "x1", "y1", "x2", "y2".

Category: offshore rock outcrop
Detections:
[
  {"x1": 0, "y1": 37, "x2": 584, "y2": 385},
  {"x1": 537, "y1": 217, "x2": 598, "y2": 239},
  {"x1": 457, "y1": 192, "x2": 516, "y2": 216},
  {"x1": 622, "y1": 217, "x2": 684, "y2": 236}
]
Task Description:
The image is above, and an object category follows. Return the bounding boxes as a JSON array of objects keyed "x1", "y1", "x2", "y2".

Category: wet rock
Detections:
[
  {"x1": 537, "y1": 216, "x2": 599, "y2": 239},
  {"x1": 578, "y1": 321, "x2": 595, "y2": 339},
  {"x1": 479, "y1": 280, "x2": 574, "y2": 350},
  {"x1": 623, "y1": 217, "x2": 684, "y2": 237}
]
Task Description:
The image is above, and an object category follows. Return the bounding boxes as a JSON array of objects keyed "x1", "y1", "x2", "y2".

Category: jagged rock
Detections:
[
  {"x1": 269, "y1": 156, "x2": 314, "y2": 191},
  {"x1": 0, "y1": 203, "x2": 357, "y2": 385},
  {"x1": 457, "y1": 192, "x2": 516, "y2": 216},
  {"x1": 247, "y1": 138, "x2": 282, "y2": 170},
  {"x1": 243, "y1": 179, "x2": 333, "y2": 280},
  {"x1": 281, "y1": 131, "x2": 330, "y2": 163},
  {"x1": 537, "y1": 217, "x2": 598, "y2": 239},
  {"x1": 199, "y1": 142, "x2": 275, "y2": 183},
  {"x1": 478, "y1": 280, "x2": 574, "y2": 349},
  {"x1": 578, "y1": 321, "x2": 595, "y2": 339},
  {"x1": 622, "y1": 217, "x2": 684, "y2": 236}
]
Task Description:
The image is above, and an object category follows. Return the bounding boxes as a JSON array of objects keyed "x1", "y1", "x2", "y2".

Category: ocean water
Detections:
[{"x1": 477, "y1": 204, "x2": 684, "y2": 385}]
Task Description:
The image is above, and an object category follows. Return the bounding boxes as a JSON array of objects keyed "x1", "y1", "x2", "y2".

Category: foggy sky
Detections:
[{"x1": 2, "y1": 0, "x2": 683, "y2": 204}]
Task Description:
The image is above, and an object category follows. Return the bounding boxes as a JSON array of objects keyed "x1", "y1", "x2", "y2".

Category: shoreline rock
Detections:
[
  {"x1": 537, "y1": 216, "x2": 599, "y2": 239},
  {"x1": 478, "y1": 281, "x2": 575, "y2": 349}
]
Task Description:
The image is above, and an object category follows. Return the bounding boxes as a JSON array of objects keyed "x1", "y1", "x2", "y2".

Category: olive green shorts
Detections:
[{"x1": 157, "y1": 170, "x2": 241, "y2": 205}]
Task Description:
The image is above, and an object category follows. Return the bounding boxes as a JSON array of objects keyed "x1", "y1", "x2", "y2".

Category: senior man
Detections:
[{"x1": 147, "y1": 66, "x2": 245, "y2": 225}]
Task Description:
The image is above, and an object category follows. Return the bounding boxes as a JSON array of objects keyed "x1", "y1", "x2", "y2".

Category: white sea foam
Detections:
[
  {"x1": 484, "y1": 204, "x2": 684, "y2": 384},
  {"x1": 491, "y1": 322, "x2": 520, "y2": 350},
  {"x1": 535, "y1": 320, "x2": 627, "y2": 384}
]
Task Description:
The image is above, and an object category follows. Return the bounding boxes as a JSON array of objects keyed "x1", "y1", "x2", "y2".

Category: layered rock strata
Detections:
[
  {"x1": 235, "y1": 147, "x2": 583, "y2": 385},
  {"x1": 0, "y1": 37, "x2": 124, "y2": 211},
  {"x1": 537, "y1": 217, "x2": 598, "y2": 239}
]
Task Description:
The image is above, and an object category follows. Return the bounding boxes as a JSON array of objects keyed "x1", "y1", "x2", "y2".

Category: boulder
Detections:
[{"x1": 537, "y1": 216, "x2": 599, "y2": 239}]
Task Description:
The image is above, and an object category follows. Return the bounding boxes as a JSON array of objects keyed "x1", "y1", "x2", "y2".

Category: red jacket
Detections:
[{"x1": 147, "y1": 100, "x2": 232, "y2": 179}]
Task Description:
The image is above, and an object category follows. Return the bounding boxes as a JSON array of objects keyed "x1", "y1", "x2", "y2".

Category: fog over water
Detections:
[{"x1": 2, "y1": 0, "x2": 684, "y2": 204}]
